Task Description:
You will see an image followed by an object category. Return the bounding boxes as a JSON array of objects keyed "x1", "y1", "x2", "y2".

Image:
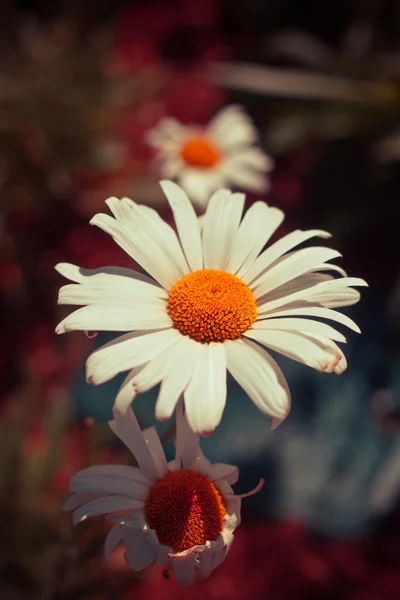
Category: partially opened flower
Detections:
[
  {"x1": 64, "y1": 403, "x2": 249, "y2": 586},
  {"x1": 56, "y1": 181, "x2": 367, "y2": 434},
  {"x1": 147, "y1": 105, "x2": 273, "y2": 209}
]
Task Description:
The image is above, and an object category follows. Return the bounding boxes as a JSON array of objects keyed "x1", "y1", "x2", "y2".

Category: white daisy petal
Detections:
[
  {"x1": 142, "y1": 426, "x2": 169, "y2": 479},
  {"x1": 262, "y1": 305, "x2": 361, "y2": 333},
  {"x1": 155, "y1": 336, "x2": 204, "y2": 422},
  {"x1": 90, "y1": 213, "x2": 177, "y2": 289},
  {"x1": 201, "y1": 188, "x2": 232, "y2": 269},
  {"x1": 173, "y1": 555, "x2": 197, "y2": 587},
  {"x1": 70, "y1": 472, "x2": 149, "y2": 500},
  {"x1": 105, "y1": 524, "x2": 125, "y2": 563},
  {"x1": 86, "y1": 328, "x2": 179, "y2": 385},
  {"x1": 72, "y1": 496, "x2": 144, "y2": 525},
  {"x1": 184, "y1": 342, "x2": 227, "y2": 435},
  {"x1": 210, "y1": 463, "x2": 239, "y2": 485},
  {"x1": 175, "y1": 400, "x2": 201, "y2": 469},
  {"x1": 110, "y1": 408, "x2": 160, "y2": 482},
  {"x1": 251, "y1": 317, "x2": 347, "y2": 343},
  {"x1": 227, "y1": 203, "x2": 284, "y2": 277},
  {"x1": 227, "y1": 147, "x2": 274, "y2": 171},
  {"x1": 56, "y1": 304, "x2": 172, "y2": 334},
  {"x1": 160, "y1": 180, "x2": 203, "y2": 272},
  {"x1": 179, "y1": 170, "x2": 225, "y2": 209},
  {"x1": 244, "y1": 328, "x2": 346, "y2": 374},
  {"x1": 56, "y1": 263, "x2": 167, "y2": 298},
  {"x1": 124, "y1": 529, "x2": 156, "y2": 571},
  {"x1": 222, "y1": 163, "x2": 269, "y2": 193},
  {"x1": 63, "y1": 492, "x2": 97, "y2": 511},
  {"x1": 242, "y1": 229, "x2": 331, "y2": 285},
  {"x1": 252, "y1": 246, "x2": 342, "y2": 299},
  {"x1": 225, "y1": 338, "x2": 291, "y2": 423},
  {"x1": 207, "y1": 105, "x2": 258, "y2": 150}
]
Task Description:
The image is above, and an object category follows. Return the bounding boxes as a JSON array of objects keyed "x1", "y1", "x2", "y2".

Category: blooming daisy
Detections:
[
  {"x1": 64, "y1": 403, "x2": 253, "y2": 586},
  {"x1": 55, "y1": 181, "x2": 367, "y2": 434},
  {"x1": 147, "y1": 105, "x2": 273, "y2": 209}
]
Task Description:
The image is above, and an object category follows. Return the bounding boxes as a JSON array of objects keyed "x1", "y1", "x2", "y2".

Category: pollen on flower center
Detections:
[
  {"x1": 145, "y1": 470, "x2": 227, "y2": 553},
  {"x1": 167, "y1": 269, "x2": 257, "y2": 343},
  {"x1": 180, "y1": 137, "x2": 220, "y2": 168}
]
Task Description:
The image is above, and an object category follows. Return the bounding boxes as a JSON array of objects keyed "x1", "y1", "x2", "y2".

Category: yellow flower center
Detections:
[
  {"x1": 180, "y1": 137, "x2": 221, "y2": 168},
  {"x1": 145, "y1": 470, "x2": 227, "y2": 553},
  {"x1": 167, "y1": 269, "x2": 258, "y2": 343}
]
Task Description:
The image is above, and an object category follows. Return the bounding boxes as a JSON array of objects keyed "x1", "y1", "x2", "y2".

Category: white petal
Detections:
[
  {"x1": 227, "y1": 203, "x2": 284, "y2": 277},
  {"x1": 90, "y1": 213, "x2": 180, "y2": 289},
  {"x1": 142, "y1": 426, "x2": 168, "y2": 479},
  {"x1": 154, "y1": 336, "x2": 205, "y2": 422},
  {"x1": 55, "y1": 263, "x2": 166, "y2": 296},
  {"x1": 58, "y1": 282, "x2": 167, "y2": 308},
  {"x1": 252, "y1": 246, "x2": 342, "y2": 299},
  {"x1": 179, "y1": 170, "x2": 224, "y2": 210},
  {"x1": 244, "y1": 328, "x2": 346, "y2": 374},
  {"x1": 210, "y1": 463, "x2": 239, "y2": 485},
  {"x1": 110, "y1": 407, "x2": 160, "y2": 482},
  {"x1": 184, "y1": 342, "x2": 227, "y2": 435},
  {"x1": 63, "y1": 492, "x2": 97, "y2": 511},
  {"x1": 207, "y1": 105, "x2": 258, "y2": 150},
  {"x1": 225, "y1": 338, "x2": 290, "y2": 423},
  {"x1": 160, "y1": 181, "x2": 203, "y2": 271},
  {"x1": 70, "y1": 473, "x2": 149, "y2": 500},
  {"x1": 173, "y1": 555, "x2": 197, "y2": 587},
  {"x1": 175, "y1": 400, "x2": 200, "y2": 469},
  {"x1": 260, "y1": 305, "x2": 361, "y2": 333},
  {"x1": 105, "y1": 524, "x2": 125, "y2": 563},
  {"x1": 86, "y1": 328, "x2": 179, "y2": 385},
  {"x1": 257, "y1": 276, "x2": 368, "y2": 314},
  {"x1": 222, "y1": 162, "x2": 269, "y2": 193},
  {"x1": 242, "y1": 229, "x2": 331, "y2": 285},
  {"x1": 124, "y1": 530, "x2": 156, "y2": 571},
  {"x1": 226, "y1": 147, "x2": 273, "y2": 171},
  {"x1": 252, "y1": 317, "x2": 347, "y2": 343},
  {"x1": 56, "y1": 304, "x2": 171, "y2": 334},
  {"x1": 72, "y1": 495, "x2": 144, "y2": 525},
  {"x1": 201, "y1": 188, "x2": 232, "y2": 269}
]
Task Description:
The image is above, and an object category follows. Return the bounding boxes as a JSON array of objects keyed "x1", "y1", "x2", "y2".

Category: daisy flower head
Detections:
[
  {"x1": 147, "y1": 105, "x2": 273, "y2": 209},
  {"x1": 55, "y1": 181, "x2": 367, "y2": 435},
  {"x1": 64, "y1": 403, "x2": 250, "y2": 586}
]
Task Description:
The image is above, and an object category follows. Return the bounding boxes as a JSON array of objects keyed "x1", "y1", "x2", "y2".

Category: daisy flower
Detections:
[
  {"x1": 55, "y1": 181, "x2": 367, "y2": 434},
  {"x1": 64, "y1": 403, "x2": 252, "y2": 586},
  {"x1": 147, "y1": 105, "x2": 273, "y2": 209}
]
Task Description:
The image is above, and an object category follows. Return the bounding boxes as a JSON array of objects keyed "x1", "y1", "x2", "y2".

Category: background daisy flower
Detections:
[
  {"x1": 147, "y1": 105, "x2": 274, "y2": 209},
  {"x1": 55, "y1": 181, "x2": 367, "y2": 434},
  {"x1": 64, "y1": 403, "x2": 245, "y2": 586}
]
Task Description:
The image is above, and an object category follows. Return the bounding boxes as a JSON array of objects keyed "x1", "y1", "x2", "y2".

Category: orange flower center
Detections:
[
  {"x1": 167, "y1": 269, "x2": 257, "y2": 343},
  {"x1": 145, "y1": 470, "x2": 227, "y2": 553},
  {"x1": 180, "y1": 137, "x2": 220, "y2": 168}
]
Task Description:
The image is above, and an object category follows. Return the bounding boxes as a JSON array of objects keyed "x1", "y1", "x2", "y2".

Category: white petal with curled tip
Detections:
[
  {"x1": 225, "y1": 338, "x2": 290, "y2": 423},
  {"x1": 154, "y1": 336, "x2": 204, "y2": 422},
  {"x1": 252, "y1": 247, "x2": 341, "y2": 299},
  {"x1": 261, "y1": 305, "x2": 361, "y2": 333},
  {"x1": 251, "y1": 317, "x2": 347, "y2": 343},
  {"x1": 160, "y1": 180, "x2": 203, "y2": 272},
  {"x1": 72, "y1": 496, "x2": 144, "y2": 525},
  {"x1": 243, "y1": 229, "x2": 331, "y2": 285},
  {"x1": 110, "y1": 407, "x2": 160, "y2": 482},
  {"x1": 227, "y1": 203, "x2": 284, "y2": 277},
  {"x1": 142, "y1": 426, "x2": 169, "y2": 479},
  {"x1": 105, "y1": 524, "x2": 125, "y2": 563},
  {"x1": 86, "y1": 328, "x2": 180, "y2": 385},
  {"x1": 124, "y1": 529, "x2": 157, "y2": 571},
  {"x1": 56, "y1": 304, "x2": 171, "y2": 334},
  {"x1": 244, "y1": 328, "x2": 345, "y2": 374},
  {"x1": 201, "y1": 189, "x2": 232, "y2": 269},
  {"x1": 184, "y1": 342, "x2": 227, "y2": 435}
]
